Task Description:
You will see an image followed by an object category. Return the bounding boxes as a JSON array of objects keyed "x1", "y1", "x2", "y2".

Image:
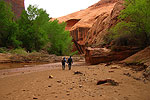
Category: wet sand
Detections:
[{"x1": 0, "y1": 62, "x2": 150, "y2": 100}]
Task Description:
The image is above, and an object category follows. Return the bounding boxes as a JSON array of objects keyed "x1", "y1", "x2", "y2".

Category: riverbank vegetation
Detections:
[
  {"x1": 104, "y1": 0, "x2": 150, "y2": 49},
  {"x1": 0, "y1": 0, "x2": 72, "y2": 56}
]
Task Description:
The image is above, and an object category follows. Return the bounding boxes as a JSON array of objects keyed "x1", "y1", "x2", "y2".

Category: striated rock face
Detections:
[
  {"x1": 85, "y1": 0, "x2": 124, "y2": 46},
  {"x1": 4, "y1": 0, "x2": 25, "y2": 18},
  {"x1": 55, "y1": 0, "x2": 119, "y2": 52}
]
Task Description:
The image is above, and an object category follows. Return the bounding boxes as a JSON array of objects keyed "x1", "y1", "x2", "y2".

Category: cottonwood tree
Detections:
[
  {"x1": 105, "y1": 0, "x2": 150, "y2": 48},
  {"x1": 17, "y1": 5, "x2": 72, "y2": 55},
  {"x1": 119, "y1": 0, "x2": 150, "y2": 46},
  {"x1": 0, "y1": 0, "x2": 20, "y2": 48},
  {"x1": 45, "y1": 19, "x2": 73, "y2": 56},
  {"x1": 17, "y1": 5, "x2": 50, "y2": 52}
]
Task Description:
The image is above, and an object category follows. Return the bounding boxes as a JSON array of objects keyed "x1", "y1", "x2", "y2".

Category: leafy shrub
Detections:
[
  {"x1": 104, "y1": 21, "x2": 148, "y2": 48},
  {"x1": 0, "y1": 47, "x2": 7, "y2": 53},
  {"x1": 10, "y1": 48, "x2": 28, "y2": 55},
  {"x1": 104, "y1": 0, "x2": 150, "y2": 49}
]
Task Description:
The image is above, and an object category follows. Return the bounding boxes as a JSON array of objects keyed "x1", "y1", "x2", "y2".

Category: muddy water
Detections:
[
  {"x1": 0, "y1": 62, "x2": 86, "y2": 78},
  {"x1": 0, "y1": 62, "x2": 61, "y2": 78},
  {"x1": 0, "y1": 63, "x2": 49, "y2": 70}
]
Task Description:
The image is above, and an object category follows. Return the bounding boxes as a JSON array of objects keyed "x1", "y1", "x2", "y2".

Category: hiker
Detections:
[
  {"x1": 67, "y1": 56, "x2": 73, "y2": 70},
  {"x1": 62, "y1": 57, "x2": 66, "y2": 70}
]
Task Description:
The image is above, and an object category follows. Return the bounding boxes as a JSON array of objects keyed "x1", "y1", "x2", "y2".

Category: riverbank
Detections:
[
  {"x1": 0, "y1": 62, "x2": 150, "y2": 100},
  {"x1": 0, "y1": 53, "x2": 84, "y2": 70},
  {"x1": 0, "y1": 53, "x2": 84, "y2": 63}
]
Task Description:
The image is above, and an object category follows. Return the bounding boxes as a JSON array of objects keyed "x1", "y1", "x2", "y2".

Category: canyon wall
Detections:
[
  {"x1": 56, "y1": 0, "x2": 123, "y2": 53},
  {"x1": 4, "y1": 0, "x2": 25, "y2": 18},
  {"x1": 85, "y1": 0, "x2": 124, "y2": 46}
]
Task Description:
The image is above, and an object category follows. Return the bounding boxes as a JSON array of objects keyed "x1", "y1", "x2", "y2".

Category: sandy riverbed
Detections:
[{"x1": 0, "y1": 62, "x2": 150, "y2": 100}]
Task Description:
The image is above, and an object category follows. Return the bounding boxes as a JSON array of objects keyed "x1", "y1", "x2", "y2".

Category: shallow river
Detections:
[{"x1": 0, "y1": 62, "x2": 86, "y2": 78}]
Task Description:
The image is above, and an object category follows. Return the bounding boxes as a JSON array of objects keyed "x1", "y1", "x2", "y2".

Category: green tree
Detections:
[
  {"x1": 105, "y1": 0, "x2": 150, "y2": 48},
  {"x1": 119, "y1": 0, "x2": 150, "y2": 46},
  {"x1": 17, "y1": 5, "x2": 72, "y2": 55},
  {"x1": 0, "y1": 0, "x2": 20, "y2": 48},
  {"x1": 45, "y1": 19, "x2": 73, "y2": 55},
  {"x1": 17, "y1": 5, "x2": 50, "y2": 52}
]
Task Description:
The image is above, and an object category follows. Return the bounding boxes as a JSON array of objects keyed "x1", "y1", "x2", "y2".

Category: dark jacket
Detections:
[
  {"x1": 67, "y1": 57, "x2": 73, "y2": 65},
  {"x1": 62, "y1": 58, "x2": 66, "y2": 65}
]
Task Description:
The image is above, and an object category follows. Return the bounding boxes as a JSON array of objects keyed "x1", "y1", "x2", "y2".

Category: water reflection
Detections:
[{"x1": 0, "y1": 63, "x2": 48, "y2": 70}]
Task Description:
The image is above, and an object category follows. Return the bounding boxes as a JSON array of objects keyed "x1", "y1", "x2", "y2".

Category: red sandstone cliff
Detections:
[
  {"x1": 55, "y1": 0, "x2": 140, "y2": 64},
  {"x1": 4, "y1": 0, "x2": 24, "y2": 18},
  {"x1": 55, "y1": 0, "x2": 123, "y2": 53},
  {"x1": 85, "y1": 0, "x2": 124, "y2": 46}
]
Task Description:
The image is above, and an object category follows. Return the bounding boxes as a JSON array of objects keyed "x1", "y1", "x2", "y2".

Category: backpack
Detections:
[{"x1": 62, "y1": 59, "x2": 66, "y2": 64}]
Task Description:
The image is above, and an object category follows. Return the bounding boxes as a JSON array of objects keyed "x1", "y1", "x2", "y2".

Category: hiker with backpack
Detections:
[
  {"x1": 67, "y1": 56, "x2": 73, "y2": 70},
  {"x1": 62, "y1": 57, "x2": 66, "y2": 70}
]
